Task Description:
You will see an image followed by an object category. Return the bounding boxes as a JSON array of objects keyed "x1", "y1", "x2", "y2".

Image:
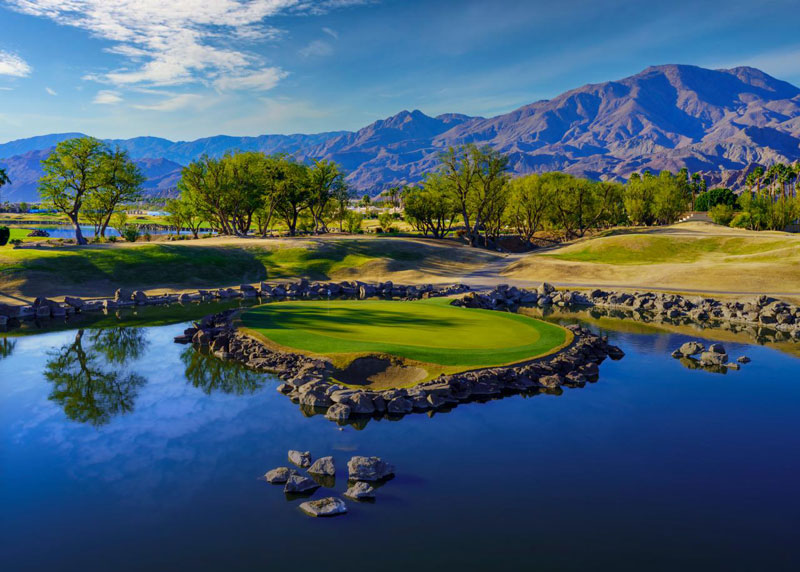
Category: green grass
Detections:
[
  {"x1": 239, "y1": 297, "x2": 570, "y2": 368},
  {"x1": 547, "y1": 235, "x2": 794, "y2": 265}
]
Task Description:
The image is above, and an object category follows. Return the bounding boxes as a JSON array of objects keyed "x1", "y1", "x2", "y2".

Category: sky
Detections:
[{"x1": 1, "y1": 0, "x2": 800, "y2": 143}]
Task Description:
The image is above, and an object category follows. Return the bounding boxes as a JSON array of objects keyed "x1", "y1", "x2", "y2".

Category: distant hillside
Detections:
[{"x1": 2, "y1": 64, "x2": 799, "y2": 202}]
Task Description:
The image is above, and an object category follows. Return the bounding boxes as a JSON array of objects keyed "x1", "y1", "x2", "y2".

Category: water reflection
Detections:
[
  {"x1": 44, "y1": 328, "x2": 148, "y2": 427},
  {"x1": 181, "y1": 346, "x2": 267, "y2": 395},
  {"x1": 0, "y1": 337, "x2": 15, "y2": 360}
]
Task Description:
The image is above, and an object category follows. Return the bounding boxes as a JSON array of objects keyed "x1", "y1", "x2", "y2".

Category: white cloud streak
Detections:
[
  {"x1": 45, "y1": 86, "x2": 57, "y2": 95},
  {"x1": 6, "y1": 0, "x2": 368, "y2": 92},
  {"x1": 93, "y1": 90, "x2": 123, "y2": 104},
  {"x1": 0, "y1": 50, "x2": 31, "y2": 77}
]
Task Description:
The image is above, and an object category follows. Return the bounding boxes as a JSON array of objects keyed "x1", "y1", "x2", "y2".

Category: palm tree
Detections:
[{"x1": 0, "y1": 167, "x2": 9, "y2": 203}]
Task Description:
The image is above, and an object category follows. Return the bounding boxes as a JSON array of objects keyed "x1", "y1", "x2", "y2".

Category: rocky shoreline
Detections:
[
  {"x1": 454, "y1": 284, "x2": 800, "y2": 339},
  {"x1": 173, "y1": 287, "x2": 626, "y2": 425},
  {"x1": 0, "y1": 279, "x2": 469, "y2": 331}
]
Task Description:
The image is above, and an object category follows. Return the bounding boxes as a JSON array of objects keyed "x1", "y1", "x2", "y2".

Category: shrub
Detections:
[
  {"x1": 0, "y1": 226, "x2": 9, "y2": 246},
  {"x1": 121, "y1": 225, "x2": 140, "y2": 242},
  {"x1": 378, "y1": 212, "x2": 394, "y2": 232},
  {"x1": 730, "y1": 213, "x2": 751, "y2": 228},
  {"x1": 709, "y1": 204, "x2": 735, "y2": 226},
  {"x1": 10, "y1": 238, "x2": 23, "y2": 248},
  {"x1": 344, "y1": 210, "x2": 364, "y2": 234}
]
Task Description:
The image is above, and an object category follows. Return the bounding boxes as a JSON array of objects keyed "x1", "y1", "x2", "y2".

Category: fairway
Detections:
[{"x1": 239, "y1": 297, "x2": 570, "y2": 370}]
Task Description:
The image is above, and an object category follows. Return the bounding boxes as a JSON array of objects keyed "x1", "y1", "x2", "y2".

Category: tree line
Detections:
[{"x1": 403, "y1": 145, "x2": 700, "y2": 246}]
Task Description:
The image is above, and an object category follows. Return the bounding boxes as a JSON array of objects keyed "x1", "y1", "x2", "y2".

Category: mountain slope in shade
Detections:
[{"x1": 2, "y1": 64, "x2": 800, "y2": 201}]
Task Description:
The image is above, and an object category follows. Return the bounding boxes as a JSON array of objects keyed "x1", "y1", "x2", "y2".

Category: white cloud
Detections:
[
  {"x1": 93, "y1": 90, "x2": 123, "y2": 104},
  {"x1": 6, "y1": 0, "x2": 368, "y2": 91},
  {"x1": 132, "y1": 93, "x2": 202, "y2": 111},
  {"x1": 0, "y1": 50, "x2": 31, "y2": 77},
  {"x1": 45, "y1": 86, "x2": 57, "y2": 96},
  {"x1": 322, "y1": 27, "x2": 338, "y2": 39},
  {"x1": 299, "y1": 39, "x2": 333, "y2": 58},
  {"x1": 213, "y1": 67, "x2": 288, "y2": 91}
]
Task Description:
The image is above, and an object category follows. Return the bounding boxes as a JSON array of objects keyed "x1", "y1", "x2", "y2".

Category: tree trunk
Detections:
[{"x1": 70, "y1": 213, "x2": 88, "y2": 245}]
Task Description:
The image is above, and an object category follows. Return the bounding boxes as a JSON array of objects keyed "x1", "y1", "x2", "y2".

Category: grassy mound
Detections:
[{"x1": 239, "y1": 298, "x2": 570, "y2": 384}]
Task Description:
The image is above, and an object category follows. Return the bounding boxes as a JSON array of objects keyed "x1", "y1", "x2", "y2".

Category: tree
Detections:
[
  {"x1": 403, "y1": 176, "x2": 459, "y2": 239},
  {"x1": 550, "y1": 174, "x2": 617, "y2": 237},
  {"x1": 0, "y1": 167, "x2": 10, "y2": 203},
  {"x1": 38, "y1": 137, "x2": 107, "y2": 244},
  {"x1": 88, "y1": 147, "x2": 144, "y2": 238},
  {"x1": 307, "y1": 159, "x2": 346, "y2": 234},
  {"x1": 274, "y1": 160, "x2": 311, "y2": 236},
  {"x1": 695, "y1": 187, "x2": 737, "y2": 211},
  {"x1": 44, "y1": 329, "x2": 147, "y2": 426},
  {"x1": 166, "y1": 197, "x2": 204, "y2": 238},
  {"x1": 177, "y1": 156, "x2": 230, "y2": 234},
  {"x1": 506, "y1": 174, "x2": 553, "y2": 244}
]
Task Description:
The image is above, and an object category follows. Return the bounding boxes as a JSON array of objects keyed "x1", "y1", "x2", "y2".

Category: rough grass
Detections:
[
  {"x1": 505, "y1": 224, "x2": 800, "y2": 294},
  {"x1": 239, "y1": 298, "x2": 570, "y2": 370},
  {"x1": 0, "y1": 237, "x2": 494, "y2": 300}
]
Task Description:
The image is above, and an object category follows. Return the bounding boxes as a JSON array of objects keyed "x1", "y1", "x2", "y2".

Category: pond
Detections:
[
  {"x1": 1, "y1": 303, "x2": 799, "y2": 571},
  {"x1": 14, "y1": 225, "x2": 199, "y2": 239}
]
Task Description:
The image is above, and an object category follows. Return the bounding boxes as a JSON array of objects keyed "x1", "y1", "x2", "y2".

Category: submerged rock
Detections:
[
  {"x1": 347, "y1": 456, "x2": 395, "y2": 481},
  {"x1": 265, "y1": 467, "x2": 297, "y2": 484},
  {"x1": 299, "y1": 497, "x2": 347, "y2": 517},
  {"x1": 308, "y1": 456, "x2": 336, "y2": 477},
  {"x1": 344, "y1": 481, "x2": 375, "y2": 500},
  {"x1": 737, "y1": 356, "x2": 751, "y2": 364},
  {"x1": 284, "y1": 475, "x2": 320, "y2": 494},
  {"x1": 288, "y1": 450, "x2": 312, "y2": 468}
]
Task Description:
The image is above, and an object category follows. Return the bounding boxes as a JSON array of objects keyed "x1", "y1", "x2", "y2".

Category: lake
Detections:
[{"x1": 1, "y1": 304, "x2": 799, "y2": 571}]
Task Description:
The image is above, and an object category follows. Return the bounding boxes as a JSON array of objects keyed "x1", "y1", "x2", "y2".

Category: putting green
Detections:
[{"x1": 239, "y1": 297, "x2": 571, "y2": 370}]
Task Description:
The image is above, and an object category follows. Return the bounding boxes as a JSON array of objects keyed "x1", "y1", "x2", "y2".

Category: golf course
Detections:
[{"x1": 239, "y1": 297, "x2": 571, "y2": 383}]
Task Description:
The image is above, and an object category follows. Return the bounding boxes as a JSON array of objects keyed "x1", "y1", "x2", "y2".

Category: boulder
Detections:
[
  {"x1": 284, "y1": 474, "x2": 320, "y2": 494},
  {"x1": 344, "y1": 481, "x2": 375, "y2": 500},
  {"x1": 308, "y1": 456, "x2": 336, "y2": 477},
  {"x1": 737, "y1": 356, "x2": 751, "y2": 364},
  {"x1": 299, "y1": 497, "x2": 347, "y2": 517},
  {"x1": 325, "y1": 403, "x2": 351, "y2": 421},
  {"x1": 708, "y1": 343, "x2": 726, "y2": 354},
  {"x1": 132, "y1": 290, "x2": 148, "y2": 304},
  {"x1": 726, "y1": 362, "x2": 741, "y2": 370},
  {"x1": 114, "y1": 288, "x2": 132, "y2": 302},
  {"x1": 288, "y1": 450, "x2": 312, "y2": 468},
  {"x1": 387, "y1": 396, "x2": 413, "y2": 414},
  {"x1": 347, "y1": 456, "x2": 395, "y2": 481},
  {"x1": 678, "y1": 341, "x2": 705, "y2": 356},
  {"x1": 538, "y1": 282, "x2": 555, "y2": 296},
  {"x1": 64, "y1": 296, "x2": 84, "y2": 309},
  {"x1": 264, "y1": 467, "x2": 297, "y2": 484},
  {"x1": 699, "y1": 351, "x2": 727, "y2": 366}
]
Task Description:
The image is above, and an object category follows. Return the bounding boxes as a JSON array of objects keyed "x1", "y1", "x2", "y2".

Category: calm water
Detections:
[
  {"x1": 16, "y1": 225, "x2": 198, "y2": 239},
  {"x1": 1, "y1": 307, "x2": 799, "y2": 571}
]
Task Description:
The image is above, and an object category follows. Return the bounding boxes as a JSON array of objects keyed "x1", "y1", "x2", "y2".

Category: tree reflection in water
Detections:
[
  {"x1": 0, "y1": 337, "x2": 16, "y2": 361},
  {"x1": 45, "y1": 328, "x2": 148, "y2": 426},
  {"x1": 181, "y1": 347, "x2": 267, "y2": 395}
]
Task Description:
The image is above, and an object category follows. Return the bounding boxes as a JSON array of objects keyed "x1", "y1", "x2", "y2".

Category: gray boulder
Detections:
[
  {"x1": 708, "y1": 343, "x2": 726, "y2": 354},
  {"x1": 325, "y1": 403, "x2": 351, "y2": 421},
  {"x1": 538, "y1": 282, "x2": 555, "y2": 296},
  {"x1": 737, "y1": 356, "x2": 751, "y2": 364},
  {"x1": 308, "y1": 456, "x2": 336, "y2": 477},
  {"x1": 284, "y1": 474, "x2": 320, "y2": 494},
  {"x1": 347, "y1": 456, "x2": 395, "y2": 481},
  {"x1": 678, "y1": 341, "x2": 705, "y2": 356},
  {"x1": 699, "y1": 351, "x2": 727, "y2": 366},
  {"x1": 344, "y1": 481, "x2": 375, "y2": 500},
  {"x1": 299, "y1": 497, "x2": 347, "y2": 517},
  {"x1": 288, "y1": 450, "x2": 312, "y2": 468},
  {"x1": 264, "y1": 467, "x2": 297, "y2": 484}
]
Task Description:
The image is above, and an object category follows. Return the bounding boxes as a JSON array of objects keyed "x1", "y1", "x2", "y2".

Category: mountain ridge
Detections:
[{"x1": 2, "y1": 64, "x2": 799, "y2": 202}]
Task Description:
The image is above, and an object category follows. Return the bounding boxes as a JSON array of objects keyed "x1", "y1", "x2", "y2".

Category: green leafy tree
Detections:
[
  {"x1": 87, "y1": 147, "x2": 144, "y2": 237},
  {"x1": 403, "y1": 176, "x2": 459, "y2": 238},
  {"x1": 344, "y1": 209, "x2": 364, "y2": 233},
  {"x1": 506, "y1": 174, "x2": 552, "y2": 244},
  {"x1": 695, "y1": 187, "x2": 738, "y2": 211},
  {"x1": 0, "y1": 167, "x2": 10, "y2": 203},
  {"x1": 166, "y1": 197, "x2": 204, "y2": 238},
  {"x1": 274, "y1": 160, "x2": 311, "y2": 236},
  {"x1": 38, "y1": 137, "x2": 107, "y2": 244},
  {"x1": 307, "y1": 159, "x2": 347, "y2": 234}
]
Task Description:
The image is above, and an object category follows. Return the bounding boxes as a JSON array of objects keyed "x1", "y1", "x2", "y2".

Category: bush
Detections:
[
  {"x1": 121, "y1": 225, "x2": 140, "y2": 242},
  {"x1": 10, "y1": 238, "x2": 23, "y2": 248},
  {"x1": 730, "y1": 213, "x2": 751, "y2": 228},
  {"x1": 0, "y1": 226, "x2": 9, "y2": 246},
  {"x1": 709, "y1": 204, "x2": 735, "y2": 226}
]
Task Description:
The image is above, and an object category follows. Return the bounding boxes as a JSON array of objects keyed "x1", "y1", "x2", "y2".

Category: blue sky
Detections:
[{"x1": 1, "y1": 0, "x2": 799, "y2": 142}]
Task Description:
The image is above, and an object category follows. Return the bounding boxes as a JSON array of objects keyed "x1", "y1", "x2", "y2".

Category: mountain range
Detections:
[{"x1": 2, "y1": 64, "x2": 800, "y2": 203}]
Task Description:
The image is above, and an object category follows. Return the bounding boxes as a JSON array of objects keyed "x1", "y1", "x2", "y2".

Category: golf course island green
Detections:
[{"x1": 238, "y1": 297, "x2": 572, "y2": 388}]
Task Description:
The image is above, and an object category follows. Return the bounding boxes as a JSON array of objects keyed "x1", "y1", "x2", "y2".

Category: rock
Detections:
[
  {"x1": 308, "y1": 456, "x2": 336, "y2": 476},
  {"x1": 737, "y1": 356, "x2": 751, "y2": 364},
  {"x1": 284, "y1": 474, "x2": 320, "y2": 494},
  {"x1": 708, "y1": 343, "x2": 726, "y2": 354},
  {"x1": 347, "y1": 456, "x2": 395, "y2": 481},
  {"x1": 63, "y1": 296, "x2": 84, "y2": 309},
  {"x1": 132, "y1": 290, "x2": 148, "y2": 304},
  {"x1": 726, "y1": 362, "x2": 741, "y2": 370},
  {"x1": 678, "y1": 341, "x2": 705, "y2": 356},
  {"x1": 288, "y1": 450, "x2": 312, "y2": 468},
  {"x1": 699, "y1": 351, "x2": 727, "y2": 366},
  {"x1": 344, "y1": 481, "x2": 375, "y2": 500},
  {"x1": 264, "y1": 467, "x2": 297, "y2": 484},
  {"x1": 387, "y1": 396, "x2": 413, "y2": 414},
  {"x1": 325, "y1": 403, "x2": 351, "y2": 421},
  {"x1": 671, "y1": 349, "x2": 683, "y2": 358},
  {"x1": 299, "y1": 497, "x2": 347, "y2": 517},
  {"x1": 114, "y1": 288, "x2": 132, "y2": 302},
  {"x1": 538, "y1": 282, "x2": 555, "y2": 296}
]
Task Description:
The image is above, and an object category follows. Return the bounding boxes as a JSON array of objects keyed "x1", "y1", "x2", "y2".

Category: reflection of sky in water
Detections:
[{"x1": 2, "y1": 319, "x2": 800, "y2": 571}]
